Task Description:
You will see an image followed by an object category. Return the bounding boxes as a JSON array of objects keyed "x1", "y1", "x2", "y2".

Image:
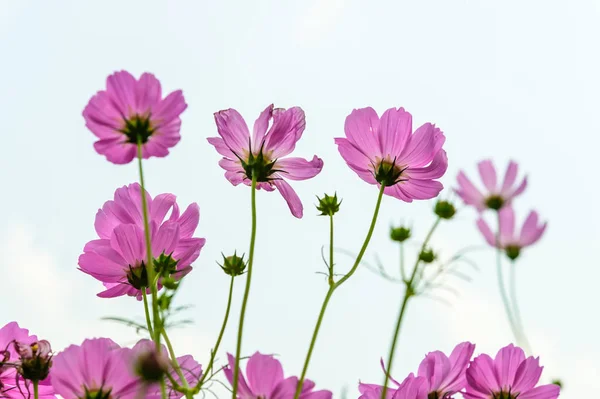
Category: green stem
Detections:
[
  {"x1": 195, "y1": 276, "x2": 235, "y2": 391},
  {"x1": 161, "y1": 329, "x2": 190, "y2": 391},
  {"x1": 399, "y1": 242, "x2": 406, "y2": 281},
  {"x1": 142, "y1": 290, "x2": 155, "y2": 338},
  {"x1": 137, "y1": 141, "x2": 161, "y2": 350},
  {"x1": 33, "y1": 380, "x2": 39, "y2": 399},
  {"x1": 509, "y1": 260, "x2": 532, "y2": 355},
  {"x1": 294, "y1": 186, "x2": 385, "y2": 399},
  {"x1": 380, "y1": 217, "x2": 441, "y2": 399},
  {"x1": 232, "y1": 176, "x2": 258, "y2": 399}
]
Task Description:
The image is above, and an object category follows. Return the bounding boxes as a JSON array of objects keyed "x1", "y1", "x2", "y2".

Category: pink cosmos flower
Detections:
[
  {"x1": 456, "y1": 160, "x2": 527, "y2": 212},
  {"x1": 83, "y1": 70, "x2": 187, "y2": 164},
  {"x1": 359, "y1": 374, "x2": 428, "y2": 399},
  {"x1": 477, "y1": 206, "x2": 547, "y2": 260},
  {"x1": 208, "y1": 105, "x2": 323, "y2": 218},
  {"x1": 0, "y1": 322, "x2": 55, "y2": 399},
  {"x1": 224, "y1": 352, "x2": 332, "y2": 399},
  {"x1": 334, "y1": 107, "x2": 447, "y2": 202},
  {"x1": 465, "y1": 344, "x2": 560, "y2": 399},
  {"x1": 79, "y1": 183, "x2": 205, "y2": 299},
  {"x1": 359, "y1": 342, "x2": 474, "y2": 399}
]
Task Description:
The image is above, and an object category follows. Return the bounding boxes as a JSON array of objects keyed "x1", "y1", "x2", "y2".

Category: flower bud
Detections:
[
  {"x1": 15, "y1": 340, "x2": 52, "y2": 382},
  {"x1": 551, "y1": 379, "x2": 563, "y2": 388},
  {"x1": 134, "y1": 347, "x2": 170, "y2": 383},
  {"x1": 219, "y1": 252, "x2": 246, "y2": 276},
  {"x1": 316, "y1": 193, "x2": 341, "y2": 216},
  {"x1": 390, "y1": 226, "x2": 411, "y2": 243},
  {"x1": 434, "y1": 200, "x2": 456, "y2": 219},
  {"x1": 418, "y1": 248, "x2": 436, "y2": 263}
]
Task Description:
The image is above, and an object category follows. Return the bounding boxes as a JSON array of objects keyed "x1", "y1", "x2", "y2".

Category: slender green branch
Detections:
[
  {"x1": 381, "y1": 217, "x2": 441, "y2": 399},
  {"x1": 295, "y1": 186, "x2": 385, "y2": 399},
  {"x1": 161, "y1": 329, "x2": 190, "y2": 393},
  {"x1": 142, "y1": 290, "x2": 155, "y2": 338},
  {"x1": 399, "y1": 242, "x2": 406, "y2": 281},
  {"x1": 196, "y1": 276, "x2": 235, "y2": 391},
  {"x1": 33, "y1": 381, "x2": 39, "y2": 399},
  {"x1": 509, "y1": 260, "x2": 532, "y2": 355},
  {"x1": 232, "y1": 176, "x2": 258, "y2": 399}
]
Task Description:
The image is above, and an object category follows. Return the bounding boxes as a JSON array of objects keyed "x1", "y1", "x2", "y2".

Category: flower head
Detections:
[
  {"x1": 335, "y1": 107, "x2": 447, "y2": 202},
  {"x1": 219, "y1": 252, "x2": 247, "y2": 276},
  {"x1": 417, "y1": 342, "x2": 475, "y2": 398},
  {"x1": 208, "y1": 105, "x2": 324, "y2": 218},
  {"x1": 316, "y1": 193, "x2": 342, "y2": 216},
  {"x1": 79, "y1": 184, "x2": 205, "y2": 299},
  {"x1": 14, "y1": 340, "x2": 53, "y2": 382},
  {"x1": 0, "y1": 322, "x2": 55, "y2": 399},
  {"x1": 359, "y1": 374, "x2": 428, "y2": 399},
  {"x1": 224, "y1": 352, "x2": 332, "y2": 399},
  {"x1": 456, "y1": 160, "x2": 527, "y2": 212},
  {"x1": 477, "y1": 206, "x2": 547, "y2": 260},
  {"x1": 465, "y1": 344, "x2": 560, "y2": 399},
  {"x1": 83, "y1": 71, "x2": 187, "y2": 164}
]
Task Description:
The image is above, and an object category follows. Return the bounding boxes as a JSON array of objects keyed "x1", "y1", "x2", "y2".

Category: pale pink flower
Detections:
[
  {"x1": 208, "y1": 105, "x2": 323, "y2": 218},
  {"x1": 465, "y1": 344, "x2": 560, "y2": 399},
  {"x1": 477, "y1": 206, "x2": 547, "y2": 260},
  {"x1": 456, "y1": 160, "x2": 527, "y2": 212},
  {"x1": 335, "y1": 107, "x2": 447, "y2": 201},
  {"x1": 359, "y1": 374, "x2": 428, "y2": 399},
  {"x1": 0, "y1": 322, "x2": 55, "y2": 399},
  {"x1": 224, "y1": 352, "x2": 331, "y2": 399},
  {"x1": 83, "y1": 70, "x2": 187, "y2": 164}
]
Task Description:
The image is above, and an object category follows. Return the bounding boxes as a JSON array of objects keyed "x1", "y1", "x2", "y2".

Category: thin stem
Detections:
[
  {"x1": 137, "y1": 141, "x2": 161, "y2": 349},
  {"x1": 294, "y1": 186, "x2": 385, "y2": 399},
  {"x1": 399, "y1": 242, "x2": 406, "y2": 281},
  {"x1": 142, "y1": 290, "x2": 155, "y2": 338},
  {"x1": 232, "y1": 176, "x2": 258, "y2": 399},
  {"x1": 509, "y1": 260, "x2": 532, "y2": 355},
  {"x1": 33, "y1": 381, "x2": 39, "y2": 399},
  {"x1": 381, "y1": 217, "x2": 441, "y2": 399},
  {"x1": 196, "y1": 276, "x2": 235, "y2": 391},
  {"x1": 161, "y1": 329, "x2": 189, "y2": 391}
]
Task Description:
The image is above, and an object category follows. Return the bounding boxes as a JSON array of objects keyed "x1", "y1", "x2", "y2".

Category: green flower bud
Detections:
[
  {"x1": 418, "y1": 248, "x2": 436, "y2": 263},
  {"x1": 390, "y1": 226, "x2": 411, "y2": 242},
  {"x1": 316, "y1": 193, "x2": 342, "y2": 216},
  {"x1": 434, "y1": 200, "x2": 456, "y2": 219},
  {"x1": 551, "y1": 379, "x2": 563, "y2": 388},
  {"x1": 219, "y1": 252, "x2": 246, "y2": 276}
]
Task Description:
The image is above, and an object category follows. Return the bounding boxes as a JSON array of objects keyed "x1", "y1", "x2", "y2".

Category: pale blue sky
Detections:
[{"x1": 0, "y1": 0, "x2": 598, "y2": 398}]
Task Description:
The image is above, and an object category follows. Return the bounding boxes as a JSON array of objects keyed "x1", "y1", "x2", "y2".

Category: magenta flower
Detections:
[
  {"x1": 334, "y1": 107, "x2": 447, "y2": 201},
  {"x1": 359, "y1": 374, "x2": 427, "y2": 399},
  {"x1": 79, "y1": 183, "x2": 205, "y2": 299},
  {"x1": 0, "y1": 322, "x2": 55, "y2": 399},
  {"x1": 465, "y1": 344, "x2": 560, "y2": 399},
  {"x1": 477, "y1": 206, "x2": 547, "y2": 260},
  {"x1": 456, "y1": 160, "x2": 527, "y2": 212},
  {"x1": 224, "y1": 352, "x2": 332, "y2": 399},
  {"x1": 208, "y1": 105, "x2": 323, "y2": 218},
  {"x1": 83, "y1": 70, "x2": 187, "y2": 164}
]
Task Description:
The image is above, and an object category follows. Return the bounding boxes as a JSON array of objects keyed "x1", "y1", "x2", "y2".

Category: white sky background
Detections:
[{"x1": 0, "y1": 0, "x2": 598, "y2": 397}]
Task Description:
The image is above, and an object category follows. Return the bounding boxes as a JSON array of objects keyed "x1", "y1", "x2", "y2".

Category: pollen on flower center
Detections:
[
  {"x1": 485, "y1": 195, "x2": 505, "y2": 210},
  {"x1": 374, "y1": 159, "x2": 407, "y2": 187},
  {"x1": 120, "y1": 114, "x2": 155, "y2": 145}
]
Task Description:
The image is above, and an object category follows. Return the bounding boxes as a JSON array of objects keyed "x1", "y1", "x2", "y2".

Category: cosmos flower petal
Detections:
[
  {"x1": 265, "y1": 107, "x2": 306, "y2": 159},
  {"x1": 500, "y1": 161, "x2": 519, "y2": 195},
  {"x1": 512, "y1": 357, "x2": 543, "y2": 392},
  {"x1": 476, "y1": 218, "x2": 496, "y2": 247},
  {"x1": 245, "y1": 353, "x2": 285, "y2": 395},
  {"x1": 498, "y1": 206, "x2": 516, "y2": 244},
  {"x1": 517, "y1": 384, "x2": 560, "y2": 399},
  {"x1": 225, "y1": 353, "x2": 255, "y2": 398},
  {"x1": 276, "y1": 156, "x2": 324, "y2": 181},
  {"x1": 252, "y1": 104, "x2": 274, "y2": 152},
  {"x1": 378, "y1": 107, "x2": 412, "y2": 157},
  {"x1": 406, "y1": 150, "x2": 448, "y2": 180},
  {"x1": 272, "y1": 178, "x2": 304, "y2": 218},
  {"x1": 344, "y1": 107, "x2": 381, "y2": 158},
  {"x1": 494, "y1": 344, "x2": 526, "y2": 388},
  {"x1": 214, "y1": 109, "x2": 252, "y2": 155},
  {"x1": 477, "y1": 160, "x2": 498, "y2": 192}
]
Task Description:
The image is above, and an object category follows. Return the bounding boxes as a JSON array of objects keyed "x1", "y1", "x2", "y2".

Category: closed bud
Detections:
[
  {"x1": 551, "y1": 379, "x2": 563, "y2": 388},
  {"x1": 390, "y1": 226, "x2": 411, "y2": 243},
  {"x1": 434, "y1": 200, "x2": 456, "y2": 219},
  {"x1": 15, "y1": 340, "x2": 52, "y2": 382},
  {"x1": 418, "y1": 248, "x2": 436, "y2": 263},
  {"x1": 219, "y1": 252, "x2": 246, "y2": 276},
  {"x1": 316, "y1": 193, "x2": 342, "y2": 216}
]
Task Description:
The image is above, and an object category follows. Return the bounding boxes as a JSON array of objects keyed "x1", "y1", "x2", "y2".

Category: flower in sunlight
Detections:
[
  {"x1": 224, "y1": 352, "x2": 332, "y2": 399},
  {"x1": 477, "y1": 206, "x2": 547, "y2": 260},
  {"x1": 359, "y1": 374, "x2": 427, "y2": 399},
  {"x1": 465, "y1": 344, "x2": 560, "y2": 399},
  {"x1": 83, "y1": 70, "x2": 187, "y2": 164},
  {"x1": 208, "y1": 104, "x2": 323, "y2": 218},
  {"x1": 0, "y1": 322, "x2": 55, "y2": 399},
  {"x1": 335, "y1": 107, "x2": 447, "y2": 201},
  {"x1": 79, "y1": 183, "x2": 205, "y2": 299},
  {"x1": 456, "y1": 160, "x2": 527, "y2": 212}
]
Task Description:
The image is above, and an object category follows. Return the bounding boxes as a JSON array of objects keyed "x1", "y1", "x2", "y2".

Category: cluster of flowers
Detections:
[{"x1": 0, "y1": 70, "x2": 557, "y2": 399}]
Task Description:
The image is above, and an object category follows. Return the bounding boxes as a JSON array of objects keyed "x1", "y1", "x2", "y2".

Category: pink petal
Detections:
[
  {"x1": 151, "y1": 222, "x2": 180, "y2": 257},
  {"x1": 477, "y1": 160, "x2": 498, "y2": 192},
  {"x1": 106, "y1": 71, "x2": 137, "y2": 118},
  {"x1": 265, "y1": 107, "x2": 306, "y2": 159},
  {"x1": 500, "y1": 161, "x2": 519, "y2": 195},
  {"x1": 440, "y1": 342, "x2": 475, "y2": 393},
  {"x1": 399, "y1": 179, "x2": 443, "y2": 200},
  {"x1": 494, "y1": 344, "x2": 526, "y2": 389},
  {"x1": 83, "y1": 90, "x2": 123, "y2": 134},
  {"x1": 466, "y1": 354, "x2": 500, "y2": 393},
  {"x1": 519, "y1": 212, "x2": 547, "y2": 247},
  {"x1": 214, "y1": 109, "x2": 251, "y2": 155},
  {"x1": 153, "y1": 90, "x2": 187, "y2": 127},
  {"x1": 94, "y1": 139, "x2": 137, "y2": 164},
  {"x1": 207, "y1": 137, "x2": 235, "y2": 158},
  {"x1": 273, "y1": 178, "x2": 303, "y2": 218},
  {"x1": 517, "y1": 384, "x2": 560, "y2": 399},
  {"x1": 334, "y1": 137, "x2": 374, "y2": 183},
  {"x1": 378, "y1": 107, "x2": 412, "y2": 157},
  {"x1": 151, "y1": 194, "x2": 177, "y2": 224},
  {"x1": 499, "y1": 206, "x2": 516, "y2": 244},
  {"x1": 418, "y1": 351, "x2": 451, "y2": 391},
  {"x1": 509, "y1": 175, "x2": 528, "y2": 199},
  {"x1": 110, "y1": 224, "x2": 145, "y2": 266},
  {"x1": 224, "y1": 353, "x2": 255, "y2": 398},
  {"x1": 177, "y1": 203, "x2": 200, "y2": 239},
  {"x1": 343, "y1": 107, "x2": 381, "y2": 158},
  {"x1": 270, "y1": 376, "x2": 299, "y2": 399},
  {"x1": 406, "y1": 150, "x2": 448, "y2": 180},
  {"x1": 456, "y1": 171, "x2": 485, "y2": 209},
  {"x1": 384, "y1": 184, "x2": 413, "y2": 202},
  {"x1": 135, "y1": 73, "x2": 162, "y2": 115},
  {"x1": 512, "y1": 357, "x2": 543, "y2": 392},
  {"x1": 97, "y1": 283, "x2": 134, "y2": 298},
  {"x1": 275, "y1": 156, "x2": 324, "y2": 181},
  {"x1": 476, "y1": 218, "x2": 496, "y2": 247},
  {"x1": 399, "y1": 123, "x2": 445, "y2": 168},
  {"x1": 252, "y1": 104, "x2": 274, "y2": 153}
]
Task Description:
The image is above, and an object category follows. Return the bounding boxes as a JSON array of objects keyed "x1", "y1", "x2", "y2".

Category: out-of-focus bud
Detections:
[
  {"x1": 434, "y1": 200, "x2": 456, "y2": 220},
  {"x1": 134, "y1": 347, "x2": 170, "y2": 383},
  {"x1": 390, "y1": 226, "x2": 411, "y2": 243},
  {"x1": 418, "y1": 248, "x2": 436, "y2": 264},
  {"x1": 505, "y1": 245, "x2": 521, "y2": 261},
  {"x1": 219, "y1": 252, "x2": 246, "y2": 276},
  {"x1": 316, "y1": 193, "x2": 342, "y2": 216},
  {"x1": 15, "y1": 340, "x2": 52, "y2": 382},
  {"x1": 551, "y1": 379, "x2": 563, "y2": 388}
]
